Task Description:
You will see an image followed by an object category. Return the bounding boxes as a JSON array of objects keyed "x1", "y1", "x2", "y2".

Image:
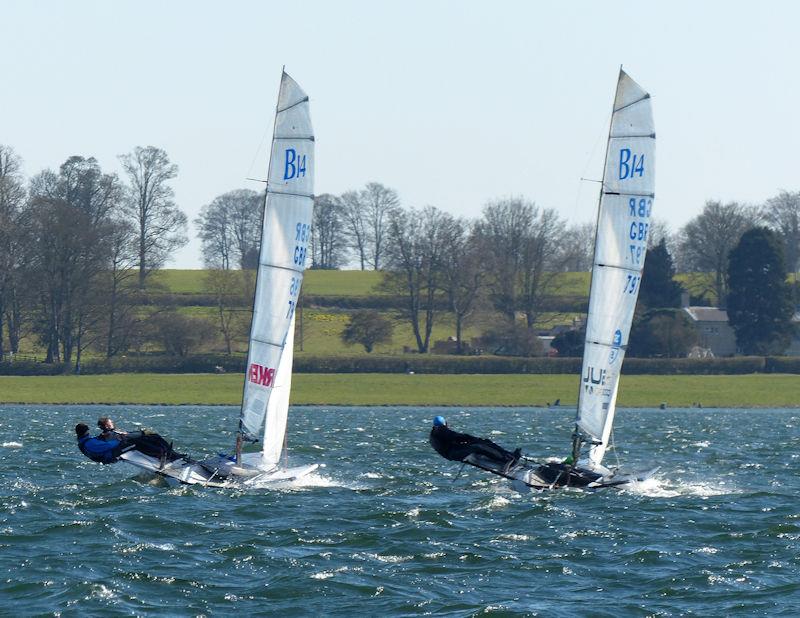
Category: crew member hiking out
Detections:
[
  {"x1": 75, "y1": 417, "x2": 186, "y2": 466},
  {"x1": 429, "y1": 416, "x2": 521, "y2": 473},
  {"x1": 76, "y1": 424, "x2": 123, "y2": 464}
]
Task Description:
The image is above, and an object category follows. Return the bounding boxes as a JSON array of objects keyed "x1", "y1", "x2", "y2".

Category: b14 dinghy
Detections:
[
  {"x1": 119, "y1": 71, "x2": 318, "y2": 487},
  {"x1": 435, "y1": 69, "x2": 659, "y2": 490}
]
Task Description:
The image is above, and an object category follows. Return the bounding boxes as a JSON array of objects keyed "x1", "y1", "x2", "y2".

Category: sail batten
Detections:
[
  {"x1": 575, "y1": 70, "x2": 655, "y2": 467},
  {"x1": 613, "y1": 94, "x2": 650, "y2": 113},
  {"x1": 267, "y1": 190, "x2": 315, "y2": 198},
  {"x1": 238, "y1": 71, "x2": 314, "y2": 464}
]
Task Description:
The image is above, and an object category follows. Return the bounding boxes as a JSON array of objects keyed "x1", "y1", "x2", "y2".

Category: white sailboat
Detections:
[
  {"x1": 120, "y1": 70, "x2": 318, "y2": 487},
  {"x1": 461, "y1": 69, "x2": 659, "y2": 489}
]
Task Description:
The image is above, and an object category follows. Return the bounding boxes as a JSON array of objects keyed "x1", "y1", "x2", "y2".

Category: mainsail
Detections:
[
  {"x1": 575, "y1": 69, "x2": 655, "y2": 466},
  {"x1": 239, "y1": 71, "x2": 314, "y2": 463}
]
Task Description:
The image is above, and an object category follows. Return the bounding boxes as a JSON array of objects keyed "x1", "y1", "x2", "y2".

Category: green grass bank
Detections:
[{"x1": 0, "y1": 373, "x2": 797, "y2": 407}]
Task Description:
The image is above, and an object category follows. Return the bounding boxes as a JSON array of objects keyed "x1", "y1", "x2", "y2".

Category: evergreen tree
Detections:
[
  {"x1": 727, "y1": 227, "x2": 795, "y2": 354},
  {"x1": 628, "y1": 309, "x2": 698, "y2": 358},
  {"x1": 638, "y1": 238, "x2": 683, "y2": 309}
]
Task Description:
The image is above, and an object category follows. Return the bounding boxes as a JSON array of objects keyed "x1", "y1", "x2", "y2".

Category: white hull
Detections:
[{"x1": 119, "y1": 451, "x2": 318, "y2": 488}]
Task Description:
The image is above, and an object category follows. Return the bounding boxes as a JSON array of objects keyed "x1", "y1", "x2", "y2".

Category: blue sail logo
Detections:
[{"x1": 608, "y1": 329, "x2": 622, "y2": 364}]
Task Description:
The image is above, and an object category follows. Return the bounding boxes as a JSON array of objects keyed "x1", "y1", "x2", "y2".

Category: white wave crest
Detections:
[
  {"x1": 624, "y1": 476, "x2": 739, "y2": 498},
  {"x1": 1, "y1": 441, "x2": 22, "y2": 448},
  {"x1": 310, "y1": 566, "x2": 349, "y2": 580},
  {"x1": 469, "y1": 496, "x2": 511, "y2": 511}
]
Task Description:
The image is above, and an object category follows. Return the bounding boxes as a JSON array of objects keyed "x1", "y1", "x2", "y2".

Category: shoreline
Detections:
[{"x1": 0, "y1": 373, "x2": 797, "y2": 408}]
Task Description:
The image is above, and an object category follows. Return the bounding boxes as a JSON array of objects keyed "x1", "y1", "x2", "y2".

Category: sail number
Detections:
[
  {"x1": 288, "y1": 221, "x2": 310, "y2": 317},
  {"x1": 628, "y1": 197, "x2": 652, "y2": 218},
  {"x1": 619, "y1": 148, "x2": 645, "y2": 180},
  {"x1": 623, "y1": 274, "x2": 640, "y2": 294},
  {"x1": 627, "y1": 197, "x2": 652, "y2": 266},
  {"x1": 286, "y1": 276, "x2": 301, "y2": 318},
  {"x1": 284, "y1": 148, "x2": 307, "y2": 180},
  {"x1": 296, "y1": 222, "x2": 310, "y2": 242},
  {"x1": 294, "y1": 222, "x2": 310, "y2": 267}
]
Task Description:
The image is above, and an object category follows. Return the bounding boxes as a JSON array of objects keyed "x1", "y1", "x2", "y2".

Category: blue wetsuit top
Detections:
[{"x1": 78, "y1": 434, "x2": 121, "y2": 464}]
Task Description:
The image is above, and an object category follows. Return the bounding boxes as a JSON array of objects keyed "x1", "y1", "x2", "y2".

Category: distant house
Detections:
[
  {"x1": 682, "y1": 306, "x2": 737, "y2": 357},
  {"x1": 683, "y1": 305, "x2": 800, "y2": 357}
]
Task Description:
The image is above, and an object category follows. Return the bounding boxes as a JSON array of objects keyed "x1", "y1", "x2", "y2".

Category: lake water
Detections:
[{"x1": 1, "y1": 404, "x2": 799, "y2": 616}]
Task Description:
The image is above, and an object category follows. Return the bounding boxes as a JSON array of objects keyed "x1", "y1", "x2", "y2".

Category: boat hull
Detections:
[{"x1": 119, "y1": 451, "x2": 318, "y2": 488}]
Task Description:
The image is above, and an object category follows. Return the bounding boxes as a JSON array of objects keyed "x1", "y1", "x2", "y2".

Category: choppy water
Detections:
[{"x1": 1, "y1": 405, "x2": 799, "y2": 616}]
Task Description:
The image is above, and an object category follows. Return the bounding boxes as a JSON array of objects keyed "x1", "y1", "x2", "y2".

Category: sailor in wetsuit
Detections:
[
  {"x1": 429, "y1": 416, "x2": 521, "y2": 473},
  {"x1": 75, "y1": 418, "x2": 185, "y2": 465},
  {"x1": 75, "y1": 423, "x2": 124, "y2": 464}
]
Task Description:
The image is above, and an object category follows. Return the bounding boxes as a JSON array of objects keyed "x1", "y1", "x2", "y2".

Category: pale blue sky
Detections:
[{"x1": 2, "y1": 1, "x2": 798, "y2": 267}]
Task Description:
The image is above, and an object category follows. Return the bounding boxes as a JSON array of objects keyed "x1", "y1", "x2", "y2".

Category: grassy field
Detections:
[
  {"x1": 173, "y1": 306, "x2": 578, "y2": 356},
  {"x1": 128, "y1": 269, "x2": 795, "y2": 304},
  {"x1": 150, "y1": 269, "x2": 593, "y2": 299},
  {"x1": 0, "y1": 373, "x2": 797, "y2": 407},
  {"x1": 150, "y1": 269, "x2": 389, "y2": 297}
]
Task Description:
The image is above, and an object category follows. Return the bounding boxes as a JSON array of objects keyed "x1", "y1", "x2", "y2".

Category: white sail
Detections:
[
  {"x1": 261, "y1": 313, "x2": 295, "y2": 465},
  {"x1": 576, "y1": 69, "x2": 655, "y2": 466},
  {"x1": 239, "y1": 71, "x2": 314, "y2": 454}
]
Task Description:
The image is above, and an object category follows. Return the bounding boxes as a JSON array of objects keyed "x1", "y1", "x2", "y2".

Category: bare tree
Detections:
[
  {"x1": 228, "y1": 189, "x2": 262, "y2": 269},
  {"x1": 204, "y1": 268, "x2": 248, "y2": 354},
  {"x1": 762, "y1": 190, "x2": 800, "y2": 275},
  {"x1": 0, "y1": 146, "x2": 27, "y2": 357},
  {"x1": 438, "y1": 216, "x2": 483, "y2": 353},
  {"x1": 339, "y1": 183, "x2": 400, "y2": 270},
  {"x1": 99, "y1": 219, "x2": 140, "y2": 358},
  {"x1": 25, "y1": 156, "x2": 122, "y2": 367},
  {"x1": 197, "y1": 196, "x2": 233, "y2": 269},
  {"x1": 119, "y1": 146, "x2": 187, "y2": 287},
  {"x1": 559, "y1": 221, "x2": 594, "y2": 272},
  {"x1": 26, "y1": 196, "x2": 111, "y2": 365},
  {"x1": 196, "y1": 189, "x2": 262, "y2": 270},
  {"x1": 362, "y1": 182, "x2": 400, "y2": 270},
  {"x1": 383, "y1": 205, "x2": 449, "y2": 353},
  {"x1": 31, "y1": 156, "x2": 121, "y2": 225},
  {"x1": 311, "y1": 193, "x2": 345, "y2": 269},
  {"x1": 517, "y1": 207, "x2": 566, "y2": 328},
  {"x1": 339, "y1": 190, "x2": 368, "y2": 270},
  {"x1": 677, "y1": 200, "x2": 760, "y2": 305},
  {"x1": 474, "y1": 199, "x2": 530, "y2": 322},
  {"x1": 475, "y1": 197, "x2": 566, "y2": 327}
]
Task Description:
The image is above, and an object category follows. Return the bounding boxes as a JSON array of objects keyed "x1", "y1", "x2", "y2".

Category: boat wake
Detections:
[
  {"x1": 622, "y1": 475, "x2": 739, "y2": 498},
  {"x1": 243, "y1": 470, "x2": 361, "y2": 492}
]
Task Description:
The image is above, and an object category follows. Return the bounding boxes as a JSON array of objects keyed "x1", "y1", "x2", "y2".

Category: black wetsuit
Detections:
[
  {"x1": 100, "y1": 430, "x2": 179, "y2": 460},
  {"x1": 429, "y1": 425, "x2": 518, "y2": 466}
]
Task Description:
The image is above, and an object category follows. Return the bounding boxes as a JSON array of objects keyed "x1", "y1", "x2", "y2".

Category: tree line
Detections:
[
  {"x1": 0, "y1": 144, "x2": 187, "y2": 367},
  {"x1": 3, "y1": 139, "x2": 798, "y2": 367}
]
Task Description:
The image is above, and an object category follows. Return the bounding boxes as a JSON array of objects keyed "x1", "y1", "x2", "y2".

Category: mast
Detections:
[{"x1": 571, "y1": 68, "x2": 656, "y2": 467}]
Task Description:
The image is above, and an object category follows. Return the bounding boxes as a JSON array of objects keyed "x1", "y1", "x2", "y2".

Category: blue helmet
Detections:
[{"x1": 433, "y1": 416, "x2": 446, "y2": 427}]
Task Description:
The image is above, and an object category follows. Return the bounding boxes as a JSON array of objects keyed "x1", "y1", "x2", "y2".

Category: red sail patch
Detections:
[{"x1": 248, "y1": 363, "x2": 276, "y2": 387}]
